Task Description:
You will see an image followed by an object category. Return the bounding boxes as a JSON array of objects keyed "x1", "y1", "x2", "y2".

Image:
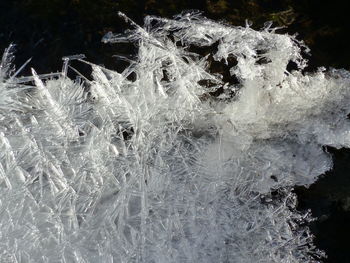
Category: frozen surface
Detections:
[{"x1": 1, "y1": 12, "x2": 350, "y2": 262}]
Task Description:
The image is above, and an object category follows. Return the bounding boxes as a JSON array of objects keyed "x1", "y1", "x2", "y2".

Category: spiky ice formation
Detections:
[{"x1": 1, "y1": 12, "x2": 349, "y2": 262}]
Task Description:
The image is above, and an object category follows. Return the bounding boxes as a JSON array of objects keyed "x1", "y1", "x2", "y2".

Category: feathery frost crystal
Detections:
[{"x1": 1, "y1": 12, "x2": 349, "y2": 262}]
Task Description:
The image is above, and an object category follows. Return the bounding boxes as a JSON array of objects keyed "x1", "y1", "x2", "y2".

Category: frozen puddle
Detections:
[{"x1": 0, "y1": 11, "x2": 349, "y2": 262}]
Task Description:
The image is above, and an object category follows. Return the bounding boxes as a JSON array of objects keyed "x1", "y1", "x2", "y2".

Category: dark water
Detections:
[{"x1": 1, "y1": 1, "x2": 350, "y2": 262}]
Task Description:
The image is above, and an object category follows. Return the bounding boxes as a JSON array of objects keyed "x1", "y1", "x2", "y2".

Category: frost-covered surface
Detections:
[{"x1": 1, "y1": 12, "x2": 350, "y2": 262}]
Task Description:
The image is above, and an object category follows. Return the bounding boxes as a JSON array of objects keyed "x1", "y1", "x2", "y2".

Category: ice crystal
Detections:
[{"x1": 0, "y1": 12, "x2": 349, "y2": 262}]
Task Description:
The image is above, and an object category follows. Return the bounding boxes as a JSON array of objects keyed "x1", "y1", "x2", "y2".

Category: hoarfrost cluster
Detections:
[{"x1": 0, "y1": 11, "x2": 349, "y2": 262}]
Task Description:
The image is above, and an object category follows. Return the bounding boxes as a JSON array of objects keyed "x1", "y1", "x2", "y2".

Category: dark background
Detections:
[{"x1": 1, "y1": 1, "x2": 350, "y2": 262}]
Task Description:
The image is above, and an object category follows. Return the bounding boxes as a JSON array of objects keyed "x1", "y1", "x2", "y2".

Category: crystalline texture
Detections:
[{"x1": 0, "y1": 12, "x2": 348, "y2": 262}]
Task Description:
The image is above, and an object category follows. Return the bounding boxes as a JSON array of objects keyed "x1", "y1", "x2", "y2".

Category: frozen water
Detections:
[{"x1": 0, "y1": 11, "x2": 349, "y2": 262}]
